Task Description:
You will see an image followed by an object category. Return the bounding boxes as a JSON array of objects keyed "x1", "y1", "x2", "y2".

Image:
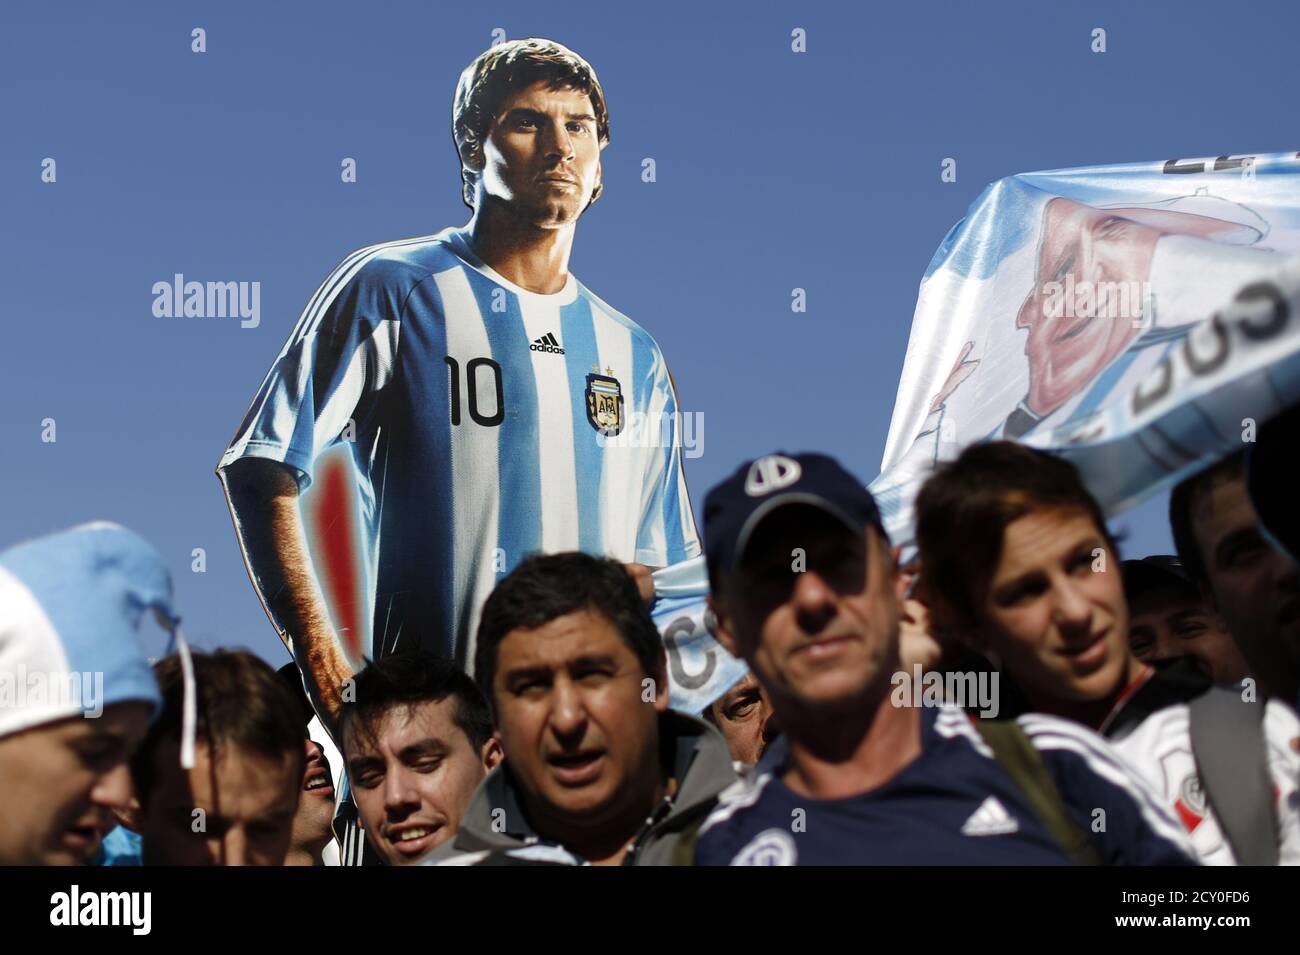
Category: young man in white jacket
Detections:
[{"x1": 915, "y1": 441, "x2": 1300, "y2": 865}]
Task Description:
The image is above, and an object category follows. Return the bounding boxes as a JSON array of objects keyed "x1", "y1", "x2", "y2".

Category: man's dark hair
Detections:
[
  {"x1": 131, "y1": 649, "x2": 306, "y2": 805},
  {"x1": 1169, "y1": 452, "x2": 1246, "y2": 587},
  {"x1": 452, "y1": 38, "x2": 610, "y2": 208},
  {"x1": 915, "y1": 441, "x2": 1117, "y2": 630},
  {"x1": 337, "y1": 650, "x2": 494, "y2": 755},
  {"x1": 475, "y1": 553, "x2": 663, "y2": 706},
  {"x1": 275, "y1": 662, "x2": 316, "y2": 727}
]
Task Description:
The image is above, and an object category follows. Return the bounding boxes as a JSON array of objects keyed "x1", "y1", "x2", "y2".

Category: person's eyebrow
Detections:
[
  {"x1": 725, "y1": 687, "x2": 762, "y2": 711},
  {"x1": 992, "y1": 570, "x2": 1037, "y2": 602},
  {"x1": 346, "y1": 754, "x2": 383, "y2": 774},
  {"x1": 504, "y1": 665, "x2": 552, "y2": 685},
  {"x1": 503, "y1": 107, "x2": 595, "y2": 123},
  {"x1": 73, "y1": 727, "x2": 125, "y2": 747},
  {"x1": 398, "y1": 739, "x2": 448, "y2": 762},
  {"x1": 1214, "y1": 527, "x2": 1261, "y2": 566},
  {"x1": 569, "y1": 654, "x2": 618, "y2": 671},
  {"x1": 1167, "y1": 608, "x2": 1207, "y2": 628},
  {"x1": 253, "y1": 805, "x2": 297, "y2": 827}
]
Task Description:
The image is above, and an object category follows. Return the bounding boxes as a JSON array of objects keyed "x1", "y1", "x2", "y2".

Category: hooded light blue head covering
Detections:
[{"x1": 0, "y1": 522, "x2": 171, "y2": 739}]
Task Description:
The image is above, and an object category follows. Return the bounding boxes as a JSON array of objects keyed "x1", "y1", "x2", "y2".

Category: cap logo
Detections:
[{"x1": 745, "y1": 455, "x2": 801, "y2": 497}]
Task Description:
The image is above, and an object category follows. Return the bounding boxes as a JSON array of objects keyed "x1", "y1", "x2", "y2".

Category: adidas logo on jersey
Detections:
[
  {"x1": 961, "y1": 797, "x2": 1020, "y2": 837},
  {"x1": 531, "y1": 332, "x2": 565, "y2": 354}
]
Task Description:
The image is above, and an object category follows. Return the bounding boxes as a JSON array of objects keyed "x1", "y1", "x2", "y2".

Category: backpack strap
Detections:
[
  {"x1": 1188, "y1": 687, "x2": 1278, "y2": 866},
  {"x1": 974, "y1": 719, "x2": 1102, "y2": 866}
]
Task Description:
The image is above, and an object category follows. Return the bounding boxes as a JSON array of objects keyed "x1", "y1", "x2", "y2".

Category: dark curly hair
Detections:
[{"x1": 474, "y1": 552, "x2": 662, "y2": 709}]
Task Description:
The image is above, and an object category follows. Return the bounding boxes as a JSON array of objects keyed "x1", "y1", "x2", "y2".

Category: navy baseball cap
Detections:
[
  {"x1": 703, "y1": 452, "x2": 885, "y2": 588},
  {"x1": 1121, "y1": 556, "x2": 1197, "y2": 603}
]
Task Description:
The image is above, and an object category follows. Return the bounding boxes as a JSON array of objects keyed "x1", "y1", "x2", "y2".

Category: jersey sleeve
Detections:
[
  {"x1": 634, "y1": 353, "x2": 702, "y2": 567},
  {"x1": 1264, "y1": 699, "x2": 1300, "y2": 865},
  {"x1": 1016, "y1": 713, "x2": 1200, "y2": 865},
  {"x1": 217, "y1": 254, "x2": 406, "y2": 490}
]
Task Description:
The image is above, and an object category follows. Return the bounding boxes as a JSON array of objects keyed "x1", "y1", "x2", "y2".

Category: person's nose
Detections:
[
  {"x1": 792, "y1": 569, "x2": 839, "y2": 634},
  {"x1": 220, "y1": 829, "x2": 248, "y2": 867},
  {"x1": 541, "y1": 117, "x2": 575, "y2": 163},
  {"x1": 1052, "y1": 577, "x2": 1094, "y2": 638},
  {"x1": 1268, "y1": 549, "x2": 1300, "y2": 592},
  {"x1": 89, "y1": 758, "x2": 135, "y2": 811},
  {"x1": 305, "y1": 738, "x2": 323, "y2": 766},
  {"x1": 548, "y1": 677, "x2": 588, "y2": 745},
  {"x1": 383, "y1": 768, "x2": 420, "y2": 815},
  {"x1": 759, "y1": 700, "x2": 780, "y2": 745}
]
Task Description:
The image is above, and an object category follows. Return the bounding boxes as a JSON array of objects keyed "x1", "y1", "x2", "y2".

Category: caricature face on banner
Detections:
[
  {"x1": 873, "y1": 152, "x2": 1300, "y2": 547},
  {"x1": 1019, "y1": 196, "x2": 1267, "y2": 416}
]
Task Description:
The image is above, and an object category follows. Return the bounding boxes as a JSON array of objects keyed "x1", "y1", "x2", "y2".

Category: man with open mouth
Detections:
[
  {"x1": 340, "y1": 651, "x2": 501, "y2": 866},
  {"x1": 278, "y1": 663, "x2": 340, "y2": 866},
  {"x1": 428, "y1": 553, "x2": 737, "y2": 866}
]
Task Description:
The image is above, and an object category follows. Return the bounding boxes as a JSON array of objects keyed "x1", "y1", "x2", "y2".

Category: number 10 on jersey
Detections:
[{"x1": 445, "y1": 356, "x2": 505, "y2": 427}]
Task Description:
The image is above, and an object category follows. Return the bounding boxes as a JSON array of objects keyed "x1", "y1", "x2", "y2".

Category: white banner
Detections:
[{"x1": 872, "y1": 151, "x2": 1300, "y2": 547}]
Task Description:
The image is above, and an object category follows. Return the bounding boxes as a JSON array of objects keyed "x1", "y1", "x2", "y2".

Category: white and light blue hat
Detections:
[{"x1": 0, "y1": 522, "x2": 174, "y2": 741}]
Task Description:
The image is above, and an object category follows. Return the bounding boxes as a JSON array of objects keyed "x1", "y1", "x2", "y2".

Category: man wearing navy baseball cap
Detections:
[{"x1": 693, "y1": 452, "x2": 1196, "y2": 865}]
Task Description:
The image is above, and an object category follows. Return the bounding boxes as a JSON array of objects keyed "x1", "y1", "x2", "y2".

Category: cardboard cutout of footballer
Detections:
[{"x1": 217, "y1": 38, "x2": 744, "y2": 741}]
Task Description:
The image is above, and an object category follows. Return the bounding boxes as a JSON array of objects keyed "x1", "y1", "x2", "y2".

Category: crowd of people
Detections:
[
  {"x1": 2, "y1": 426, "x2": 1297, "y2": 866},
  {"x1": 3, "y1": 37, "x2": 1296, "y2": 870}
]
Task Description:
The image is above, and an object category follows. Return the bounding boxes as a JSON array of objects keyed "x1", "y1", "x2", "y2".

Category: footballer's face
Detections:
[
  {"x1": 478, "y1": 80, "x2": 603, "y2": 228},
  {"x1": 0, "y1": 702, "x2": 150, "y2": 866},
  {"x1": 977, "y1": 508, "x2": 1138, "y2": 710},
  {"x1": 715, "y1": 508, "x2": 904, "y2": 720}
]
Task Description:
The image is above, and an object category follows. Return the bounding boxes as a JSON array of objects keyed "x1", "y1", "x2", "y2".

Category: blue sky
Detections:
[{"x1": 1, "y1": 0, "x2": 1295, "y2": 662}]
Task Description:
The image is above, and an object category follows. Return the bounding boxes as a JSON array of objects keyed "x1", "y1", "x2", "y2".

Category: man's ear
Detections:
[
  {"x1": 457, "y1": 133, "x2": 485, "y2": 174},
  {"x1": 480, "y1": 735, "x2": 504, "y2": 772},
  {"x1": 892, "y1": 560, "x2": 909, "y2": 606}
]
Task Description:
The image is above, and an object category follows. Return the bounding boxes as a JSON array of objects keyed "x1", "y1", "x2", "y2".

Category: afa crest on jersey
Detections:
[{"x1": 585, "y1": 371, "x2": 624, "y2": 436}]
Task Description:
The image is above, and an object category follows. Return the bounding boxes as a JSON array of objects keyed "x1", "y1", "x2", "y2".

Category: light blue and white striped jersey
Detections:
[{"x1": 219, "y1": 228, "x2": 700, "y2": 670}]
